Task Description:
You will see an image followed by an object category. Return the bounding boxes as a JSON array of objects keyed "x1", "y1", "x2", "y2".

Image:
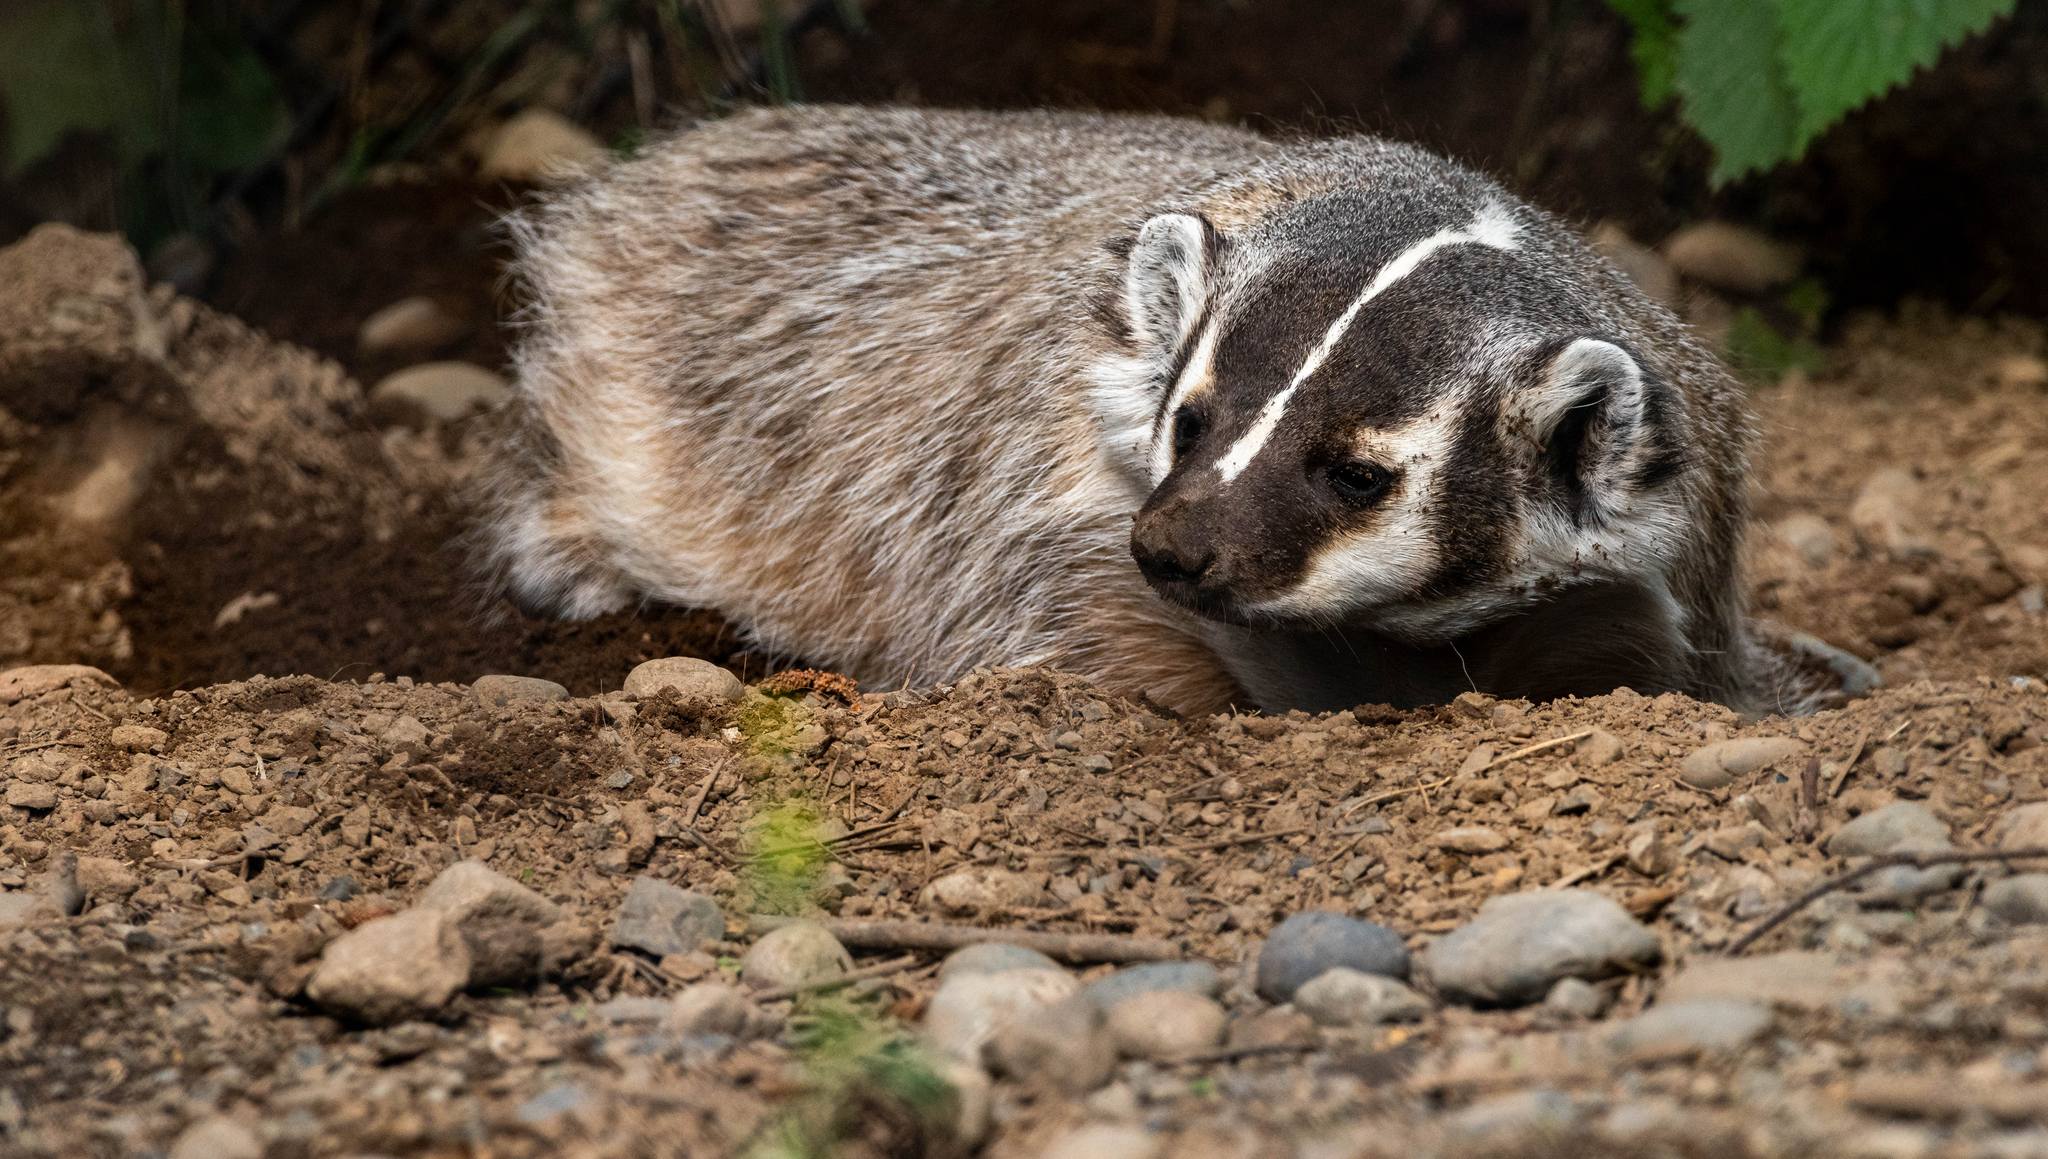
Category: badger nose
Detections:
[{"x1": 1131, "y1": 526, "x2": 1216, "y2": 587}]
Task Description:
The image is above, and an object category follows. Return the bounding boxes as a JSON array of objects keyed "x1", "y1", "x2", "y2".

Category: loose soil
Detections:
[{"x1": 2, "y1": 216, "x2": 2048, "y2": 1156}]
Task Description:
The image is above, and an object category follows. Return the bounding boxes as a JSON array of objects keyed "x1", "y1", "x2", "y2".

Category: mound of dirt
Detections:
[{"x1": 3, "y1": 227, "x2": 2048, "y2": 1157}]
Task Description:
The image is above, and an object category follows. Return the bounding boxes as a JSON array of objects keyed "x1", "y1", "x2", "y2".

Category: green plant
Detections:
[
  {"x1": 1608, "y1": 0, "x2": 2017, "y2": 183},
  {"x1": 0, "y1": 0, "x2": 288, "y2": 245}
]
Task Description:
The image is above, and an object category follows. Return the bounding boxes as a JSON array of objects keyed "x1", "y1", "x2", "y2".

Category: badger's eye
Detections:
[
  {"x1": 1326, "y1": 460, "x2": 1396, "y2": 506},
  {"x1": 1171, "y1": 406, "x2": 1205, "y2": 461}
]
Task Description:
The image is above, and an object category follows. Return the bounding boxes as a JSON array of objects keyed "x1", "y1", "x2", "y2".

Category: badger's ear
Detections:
[
  {"x1": 1123, "y1": 213, "x2": 1217, "y2": 356},
  {"x1": 1516, "y1": 338, "x2": 1680, "y2": 520}
]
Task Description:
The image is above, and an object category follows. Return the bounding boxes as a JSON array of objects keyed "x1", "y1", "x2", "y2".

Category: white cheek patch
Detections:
[
  {"x1": 1148, "y1": 321, "x2": 1219, "y2": 485},
  {"x1": 1213, "y1": 202, "x2": 1522, "y2": 485},
  {"x1": 1246, "y1": 403, "x2": 1471, "y2": 620}
]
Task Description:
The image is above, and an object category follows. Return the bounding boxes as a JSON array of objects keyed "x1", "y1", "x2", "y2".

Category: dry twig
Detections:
[{"x1": 1729, "y1": 846, "x2": 2048, "y2": 954}]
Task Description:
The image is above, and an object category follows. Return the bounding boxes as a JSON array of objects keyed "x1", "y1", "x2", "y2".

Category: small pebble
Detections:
[
  {"x1": 369, "y1": 361, "x2": 511, "y2": 423},
  {"x1": 622, "y1": 657, "x2": 745, "y2": 709},
  {"x1": 1079, "y1": 960, "x2": 1222, "y2": 1010},
  {"x1": 1433, "y1": 826, "x2": 1510, "y2": 854},
  {"x1": 740, "y1": 921, "x2": 852, "y2": 991},
  {"x1": 1662, "y1": 221, "x2": 1801, "y2": 294},
  {"x1": 167, "y1": 1117, "x2": 262, "y2": 1159},
  {"x1": 305, "y1": 909, "x2": 470, "y2": 1025},
  {"x1": 478, "y1": 108, "x2": 608, "y2": 183},
  {"x1": 358, "y1": 295, "x2": 469, "y2": 357},
  {"x1": 1040, "y1": 1124, "x2": 1161, "y2": 1159},
  {"x1": 1679, "y1": 737, "x2": 1806, "y2": 790},
  {"x1": 1103, "y1": 990, "x2": 1226, "y2": 1059},
  {"x1": 936, "y1": 942, "x2": 1062, "y2": 980},
  {"x1": 1543, "y1": 976, "x2": 1611, "y2": 1019},
  {"x1": 1606, "y1": 999, "x2": 1773, "y2": 1061},
  {"x1": 666, "y1": 982, "x2": 753, "y2": 1038},
  {"x1": 1984, "y1": 875, "x2": 2048, "y2": 925},
  {"x1": 1444, "y1": 1089, "x2": 1586, "y2": 1144},
  {"x1": 1291, "y1": 967, "x2": 1432, "y2": 1027},
  {"x1": 985, "y1": 995, "x2": 1116, "y2": 1094},
  {"x1": 921, "y1": 867, "x2": 1046, "y2": 914},
  {"x1": 1423, "y1": 890, "x2": 1661, "y2": 1007},
  {"x1": 472, "y1": 674, "x2": 570, "y2": 707},
  {"x1": 1775, "y1": 513, "x2": 1837, "y2": 568},
  {"x1": 1256, "y1": 911, "x2": 1411, "y2": 1002}
]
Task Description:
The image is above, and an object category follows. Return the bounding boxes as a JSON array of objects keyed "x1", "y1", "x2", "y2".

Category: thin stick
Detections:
[
  {"x1": 1170, "y1": 824, "x2": 1313, "y2": 854},
  {"x1": 1342, "y1": 776, "x2": 1455, "y2": 819},
  {"x1": 1828, "y1": 729, "x2": 1871, "y2": 799},
  {"x1": 751, "y1": 954, "x2": 922, "y2": 1002},
  {"x1": 1464, "y1": 730, "x2": 1595, "y2": 777},
  {"x1": 682, "y1": 762, "x2": 724, "y2": 826},
  {"x1": 1549, "y1": 852, "x2": 1623, "y2": 890},
  {"x1": 745, "y1": 916, "x2": 1181, "y2": 964},
  {"x1": 1729, "y1": 846, "x2": 2048, "y2": 954},
  {"x1": 1160, "y1": 1041, "x2": 1320, "y2": 1067}
]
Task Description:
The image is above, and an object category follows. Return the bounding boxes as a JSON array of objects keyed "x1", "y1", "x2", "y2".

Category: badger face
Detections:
[{"x1": 1092, "y1": 191, "x2": 1696, "y2": 644}]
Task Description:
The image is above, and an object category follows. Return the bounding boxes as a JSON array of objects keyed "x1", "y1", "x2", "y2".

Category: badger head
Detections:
[{"x1": 1090, "y1": 187, "x2": 1697, "y2": 644}]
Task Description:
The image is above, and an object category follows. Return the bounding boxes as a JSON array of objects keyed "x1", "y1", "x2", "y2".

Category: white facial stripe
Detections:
[
  {"x1": 1213, "y1": 203, "x2": 1522, "y2": 484},
  {"x1": 1150, "y1": 322, "x2": 1219, "y2": 483}
]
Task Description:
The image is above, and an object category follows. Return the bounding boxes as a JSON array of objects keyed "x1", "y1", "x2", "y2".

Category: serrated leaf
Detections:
[
  {"x1": 1607, "y1": 0, "x2": 1681, "y2": 107},
  {"x1": 1774, "y1": 0, "x2": 2016, "y2": 149},
  {"x1": 1672, "y1": 0, "x2": 1800, "y2": 184},
  {"x1": 0, "y1": 0, "x2": 165, "y2": 177}
]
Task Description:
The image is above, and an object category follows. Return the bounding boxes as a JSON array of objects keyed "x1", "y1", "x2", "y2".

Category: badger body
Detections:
[{"x1": 482, "y1": 105, "x2": 1795, "y2": 715}]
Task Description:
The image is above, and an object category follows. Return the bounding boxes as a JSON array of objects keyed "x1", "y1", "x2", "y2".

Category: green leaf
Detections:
[
  {"x1": 1774, "y1": 0, "x2": 2016, "y2": 150},
  {"x1": 1671, "y1": 0, "x2": 1800, "y2": 184},
  {"x1": 1607, "y1": 0, "x2": 1680, "y2": 107},
  {"x1": 0, "y1": 0, "x2": 165, "y2": 177}
]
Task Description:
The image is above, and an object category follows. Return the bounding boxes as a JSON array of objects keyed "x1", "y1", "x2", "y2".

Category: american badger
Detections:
[{"x1": 480, "y1": 105, "x2": 1841, "y2": 715}]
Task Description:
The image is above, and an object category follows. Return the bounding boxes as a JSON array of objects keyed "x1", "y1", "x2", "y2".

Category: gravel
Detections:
[
  {"x1": 1255, "y1": 911, "x2": 1411, "y2": 1002},
  {"x1": 922, "y1": 966, "x2": 1079, "y2": 1062},
  {"x1": 1423, "y1": 889, "x2": 1661, "y2": 1006}
]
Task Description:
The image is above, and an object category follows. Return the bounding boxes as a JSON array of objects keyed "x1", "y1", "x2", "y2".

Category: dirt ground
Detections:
[{"x1": 3, "y1": 207, "x2": 2048, "y2": 1159}]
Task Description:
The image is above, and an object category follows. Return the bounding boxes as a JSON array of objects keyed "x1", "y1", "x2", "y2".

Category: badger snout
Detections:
[{"x1": 1131, "y1": 506, "x2": 1242, "y2": 618}]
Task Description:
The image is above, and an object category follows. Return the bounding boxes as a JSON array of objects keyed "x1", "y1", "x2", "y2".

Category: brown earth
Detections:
[{"x1": 3, "y1": 225, "x2": 2048, "y2": 1157}]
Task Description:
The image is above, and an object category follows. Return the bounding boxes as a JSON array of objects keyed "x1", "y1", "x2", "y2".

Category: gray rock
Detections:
[
  {"x1": 1291, "y1": 967, "x2": 1431, "y2": 1027},
  {"x1": 1445, "y1": 1089, "x2": 1586, "y2": 1144},
  {"x1": 1679, "y1": 737, "x2": 1806, "y2": 790},
  {"x1": 1577, "y1": 729, "x2": 1625, "y2": 767},
  {"x1": 1828, "y1": 803, "x2": 1951, "y2": 857},
  {"x1": 1985, "y1": 875, "x2": 2048, "y2": 925},
  {"x1": 666, "y1": 982, "x2": 753, "y2": 1038},
  {"x1": 369, "y1": 362, "x2": 510, "y2": 423},
  {"x1": 0, "y1": 854, "x2": 82, "y2": 928},
  {"x1": 740, "y1": 921, "x2": 852, "y2": 991},
  {"x1": 1079, "y1": 960, "x2": 1222, "y2": 1010},
  {"x1": 1103, "y1": 990, "x2": 1226, "y2": 1059},
  {"x1": 168, "y1": 1117, "x2": 262, "y2": 1159},
  {"x1": 1255, "y1": 911, "x2": 1411, "y2": 1002},
  {"x1": 472, "y1": 674, "x2": 570, "y2": 707},
  {"x1": 985, "y1": 995, "x2": 1116, "y2": 1095},
  {"x1": 417, "y1": 859, "x2": 591, "y2": 985},
  {"x1": 922, "y1": 966, "x2": 1078, "y2": 1062},
  {"x1": 1775, "y1": 513, "x2": 1837, "y2": 568},
  {"x1": 4, "y1": 781, "x2": 57, "y2": 811},
  {"x1": 1827, "y1": 802, "x2": 1962, "y2": 903},
  {"x1": 1606, "y1": 999, "x2": 1773, "y2": 1061},
  {"x1": 1424, "y1": 890, "x2": 1661, "y2": 1007},
  {"x1": 609, "y1": 877, "x2": 723, "y2": 957},
  {"x1": 305, "y1": 909, "x2": 470, "y2": 1025},
  {"x1": 936, "y1": 942, "x2": 1063, "y2": 981},
  {"x1": 1849, "y1": 468, "x2": 1936, "y2": 560},
  {"x1": 622, "y1": 657, "x2": 745, "y2": 710},
  {"x1": 1543, "y1": 976, "x2": 1611, "y2": 1019}
]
